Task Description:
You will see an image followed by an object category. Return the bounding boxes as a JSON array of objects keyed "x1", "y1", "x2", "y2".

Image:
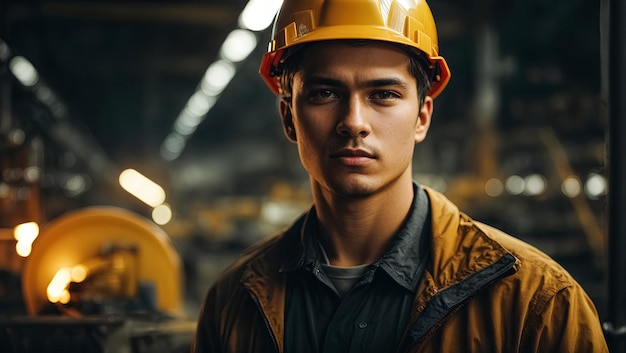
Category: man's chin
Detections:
[{"x1": 327, "y1": 178, "x2": 378, "y2": 198}]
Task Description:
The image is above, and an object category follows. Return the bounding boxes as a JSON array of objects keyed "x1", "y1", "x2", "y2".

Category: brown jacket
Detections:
[{"x1": 192, "y1": 187, "x2": 609, "y2": 353}]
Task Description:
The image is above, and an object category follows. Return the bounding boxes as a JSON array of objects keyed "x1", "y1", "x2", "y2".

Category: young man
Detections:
[{"x1": 192, "y1": 0, "x2": 609, "y2": 352}]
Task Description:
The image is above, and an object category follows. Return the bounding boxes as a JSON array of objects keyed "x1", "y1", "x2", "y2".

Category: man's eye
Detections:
[
  {"x1": 306, "y1": 89, "x2": 339, "y2": 102},
  {"x1": 372, "y1": 90, "x2": 399, "y2": 100},
  {"x1": 317, "y1": 89, "x2": 334, "y2": 98}
]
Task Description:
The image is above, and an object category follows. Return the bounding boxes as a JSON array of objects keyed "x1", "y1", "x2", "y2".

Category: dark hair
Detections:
[{"x1": 277, "y1": 40, "x2": 433, "y2": 107}]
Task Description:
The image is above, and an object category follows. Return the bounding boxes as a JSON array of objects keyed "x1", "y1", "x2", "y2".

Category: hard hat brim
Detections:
[{"x1": 259, "y1": 24, "x2": 450, "y2": 98}]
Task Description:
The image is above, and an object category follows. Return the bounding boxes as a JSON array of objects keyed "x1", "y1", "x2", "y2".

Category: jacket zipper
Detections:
[{"x1": 400, "y1": 255, "x2": 518, "y2": 352}]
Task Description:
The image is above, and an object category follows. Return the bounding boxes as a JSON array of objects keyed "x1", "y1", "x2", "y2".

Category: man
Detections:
[{"x1": 192, "y1": 0, "x2": 609, "y2": 352}]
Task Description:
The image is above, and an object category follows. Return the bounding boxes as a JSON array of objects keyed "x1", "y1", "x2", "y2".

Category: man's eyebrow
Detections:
[
  {"x1": 302, "y1": 75, "x2": 411, "y2": 89},
  {"x1": 302, "y1": 75, "x2": 343, "y2": 87},
  {"x1": 365, "y1": 78, "x2": 411, "y2": 89}
]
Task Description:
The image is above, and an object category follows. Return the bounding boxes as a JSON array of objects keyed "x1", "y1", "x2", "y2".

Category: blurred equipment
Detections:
[{"x1": 1, "y1": 207, "x2": 194, "y2": 353}]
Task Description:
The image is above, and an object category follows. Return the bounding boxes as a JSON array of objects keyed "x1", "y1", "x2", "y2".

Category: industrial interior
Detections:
[{"x1": 0, "y1": 0, "x2": 620, "y2": 352}]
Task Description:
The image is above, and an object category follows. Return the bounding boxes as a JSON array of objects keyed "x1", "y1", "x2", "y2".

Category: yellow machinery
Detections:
[
  {"x1": 2, "y1": 206, "x2": 194, "y2": 353},
  {"x1": 22, "y1": 206, "x2": 182, "y2": 316}
]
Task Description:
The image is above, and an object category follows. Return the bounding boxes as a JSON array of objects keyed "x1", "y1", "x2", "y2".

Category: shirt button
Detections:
[{"x1": 358, "y1": 321, "x2": 368, "y2": 329}]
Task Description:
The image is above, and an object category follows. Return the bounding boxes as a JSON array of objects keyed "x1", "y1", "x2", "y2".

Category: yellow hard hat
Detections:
[{"x1": 259, "y1": 0, "x2": 451, "y2": 99}]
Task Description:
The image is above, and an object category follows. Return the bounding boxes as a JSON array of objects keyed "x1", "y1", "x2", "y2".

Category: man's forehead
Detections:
[{"x1": 294, "y1": 41, "x2": 413, "y2": 78}]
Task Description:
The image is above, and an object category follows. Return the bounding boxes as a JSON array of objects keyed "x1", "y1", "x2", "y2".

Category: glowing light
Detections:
[
  {"x1": 484, "y1": 178, "x2": 504, "y2": 197},
  {"x1": 261, "y1": 201, "x2": 284, "y2": 224},
  {"x1": 173, "y1": 109, "x2": 207, "y2": 136},
  {"x1": 584, "y1": 173, "x2": 607, "y2": 199},
  {"x1": 119, "y1": 169, "x2": 166, "y2": 207},
  {"x1": 15, "y1": 242, "x2": 32, "y2": 257},
  {"x1": 505, "y1": 175, "x2": 525, "y2": 195},
  {"x1": 71, "y1": 265, "x2": 88, "y2": 283},
  {"x1": 8, "y1": 128, "x2": 25, "y2": 146},
  {"x1": 524, "y1": 174, "x2": 546, "y2": 196},
  {"x1": 239, "y1": 0, "x2": 284, "y2": 31},
  {"x1": 561, "y1": 176, "x2": 582, "y2": 198},
  {"x1": 163, "y1": 132, "x2": 186, "y2": 154},
  {"x1": 186, "y1": 91, "x2": 215, "y2": 117},
  {"x1": 201, "y1": 60, "x2": 236, "y2": 96},
  {"x1": 160, "y1": 143, "x2": 184, "y2": 161},
  {"x1": 14, "y1": 222, "x2": 39, "y2": 257},
  {"x1": 220, "y1": 29, "x2": 258, "y2": 63},
  {"x1": 14, "y1": 222, "x2": 39, "y2": 241},
  {"x1": 65, "y1": 174, "x2": 87, "y2": 192},
  {"x1": 47, "y1": 268, "x2": 72, "y2": 303},
  {"x1": 59, "y1": 289, "x2": 71, "y2": 304},
  {"x1": 23, "y1": 166, "x2": 42, "y2": 183},
  {"x1": 9, "y1": 56, "x2": 39, "y2": 86},
  {"x1": 152, "y1": 204, "x2": 172, "y2": 225},
  {"x1": 179, "y1": 108, "x2": 205, "y2": 126}
]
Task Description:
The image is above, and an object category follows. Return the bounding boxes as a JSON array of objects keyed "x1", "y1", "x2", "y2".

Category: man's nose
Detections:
[{"x1": 336, "y1": 97, "x2": 370, "y2": 137}]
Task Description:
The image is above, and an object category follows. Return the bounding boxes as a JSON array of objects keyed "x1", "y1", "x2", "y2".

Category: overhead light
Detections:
[
  {"x1": 239, "y1": 0, "x2": 283, "y2": 31},
  {"x1": 118, "y1": 169, "x2": 166, "y2": 207},
  {"x1": 173, "y1": 117, "x2": 199, "y2": 136},
  {"x1": 9, "y1": 56, "x2": 39, "y2": 86},
  {"x1": 200, "y1": 60, "x2": 236, "y2": 96},
  {"x1": 220, "y1": 29, "x2": 258, "y2": 63},
  {"x1": 160, "y1": 0, "x2": 275, "y2": 161},
  {"x1": 163, "y1": 132, "x2": 186, "y2": 154},
  {"x1": 160, "y1": 138, "x2": 185, "y2": 161},
  {"x1": 186, "y1": 90, "x2": 216, "y2": 117}
]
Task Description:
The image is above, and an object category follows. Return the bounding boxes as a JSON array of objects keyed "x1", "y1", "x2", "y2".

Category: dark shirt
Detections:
[{"x1": 282, "y1": 183, "x2": 431, "y2": 353}]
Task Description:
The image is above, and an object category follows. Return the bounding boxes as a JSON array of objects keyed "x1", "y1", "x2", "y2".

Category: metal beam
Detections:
[{"x1": 604, "y1": 0, "x2": 626, "y2": 350}]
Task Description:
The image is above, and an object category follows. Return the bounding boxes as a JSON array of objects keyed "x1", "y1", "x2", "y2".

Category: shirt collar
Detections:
[
  {"x1": 280, "y1": 182, "x2": 431, "y2": 292},
  {"x1": 377, "y1": 183, "x2": 430, "y2": 291}
]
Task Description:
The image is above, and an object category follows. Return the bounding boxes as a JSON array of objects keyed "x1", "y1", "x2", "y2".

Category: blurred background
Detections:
[{"x1": 0, "y1": 0, "x2": 613, "y2": 352}]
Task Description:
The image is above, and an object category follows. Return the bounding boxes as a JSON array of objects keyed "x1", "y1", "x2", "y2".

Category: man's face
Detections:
[{"x1": 280, "y1": 41, "x2": 433, "y2": 197}]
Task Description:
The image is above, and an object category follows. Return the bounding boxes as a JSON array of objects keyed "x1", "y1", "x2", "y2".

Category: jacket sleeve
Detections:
[
  {"x1": 191, "y1": 286, "x2": 222, "y2": 353},
  {"x1": 523, "y1": 284, "x2": 609, "y2": 353}
]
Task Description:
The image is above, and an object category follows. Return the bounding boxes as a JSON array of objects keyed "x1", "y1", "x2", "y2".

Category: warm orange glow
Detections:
[
  {"x1": 47, "y1": 268, "x2": 71, "y2": 303},
  {"x1": 71, "y1": 265, "x2": 88, "y2": 283},
  {"x1": 59, "y1": 289, "x2": 71, "y2": 304},
  {"x1": 119, "y1": 169, "x2": 166, "y2": 207},
  {"x1": 13, "y1": 221, "x2": 39, "y2": 241},
  {"x1": 13, "y1": 222, "x2": 39, "y2": 257},
  {"x1": 15, "y1": 241, "x2": 32, "y2": 257}
]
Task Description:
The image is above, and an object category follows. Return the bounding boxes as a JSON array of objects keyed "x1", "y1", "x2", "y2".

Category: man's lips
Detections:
[
  {"x1": 331, "y1": 149, "x2": 375, "y2": 158},
  {"x1": 330, "y1": 149, "x2": 376, "y2": 166}
]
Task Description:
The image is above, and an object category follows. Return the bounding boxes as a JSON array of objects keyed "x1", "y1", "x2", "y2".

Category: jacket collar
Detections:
[
  {"x1": 279, "y1": 182, "x2": 431, "y2": 292},
  {"x1": 422, "y1": 186, "x2": 520, "y2": 290}
]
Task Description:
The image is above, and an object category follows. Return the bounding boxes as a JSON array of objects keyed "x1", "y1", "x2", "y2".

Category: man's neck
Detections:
[{"x1": 311, "y1": 179, "x2": 415, "y2": 267}]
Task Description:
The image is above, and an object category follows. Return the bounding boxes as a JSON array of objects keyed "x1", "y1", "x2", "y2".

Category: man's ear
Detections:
[
  {"x1": 415, "y1": 96, "x2": 433, "y2": 143},
  {"x1": 279, "y1": 98, "x2": 297, "y2": 142}
]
